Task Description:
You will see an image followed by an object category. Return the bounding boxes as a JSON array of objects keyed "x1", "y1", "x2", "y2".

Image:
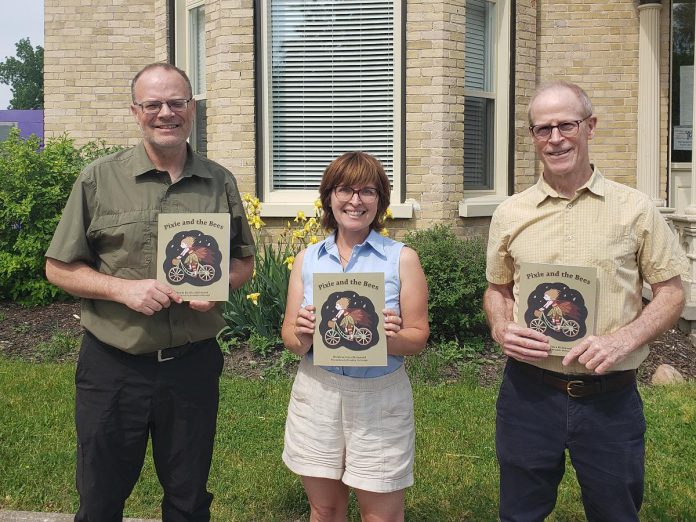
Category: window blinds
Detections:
[
  {"x1": 464, "y1": 0, "x2": 494, "y2": 189},
  {"x1": 269, "y1": 0, "x2": 395, "y2": 190}
]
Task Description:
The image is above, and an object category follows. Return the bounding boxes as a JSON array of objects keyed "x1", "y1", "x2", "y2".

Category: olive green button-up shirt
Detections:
[
  {"x1": 486, "y1": 168, "x2": 688, "y2": 374},
  {"x1": 46, "y1": 143, "x2": 255, "y2": 354}
]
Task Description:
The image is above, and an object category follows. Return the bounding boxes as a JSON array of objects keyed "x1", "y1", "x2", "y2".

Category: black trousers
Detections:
[
  {"x1": 496, "y1": 359, "x2": 645, "y2": 522},
  {"x1": 74, "y1": 332, "x2": 224, "y2": 522}
]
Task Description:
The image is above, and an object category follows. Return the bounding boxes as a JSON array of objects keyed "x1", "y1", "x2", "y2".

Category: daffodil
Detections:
[
  {"x1": 246, "y1": 292, "x2": 260, "y2": 306},
  {"x1": 380, "y1": 227, "x2": 389, "y2": 237},
  {"x1": 309, "y1": 235, "x2": 319, "y2": 244},
  {"x1": 314, "y1": 199, "x2": 323, "y2": 210},
  {"x1": 251, "y1": 215, "x2": 265, "y2": 230},
  {"x1": 385, "y1": 207, "x2": 394, "y2": 219},
  {"x1": 294, "y1": 210, "x2": 306, "y2": 222},
  {"x1": 283, "y1": 255, "x2": 295, "y2": 271}
]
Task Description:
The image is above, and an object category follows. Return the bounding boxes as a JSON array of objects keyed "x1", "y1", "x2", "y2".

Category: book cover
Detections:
[
  {"x1": 313, "y1": 272, "x2": 387, "y2": 366},
  {"x1": 517, "y1": 263, "x2": 598, "y2": 356},
  {"x1": 156, "y1": 213, "x2": 231, "y2": 301}
]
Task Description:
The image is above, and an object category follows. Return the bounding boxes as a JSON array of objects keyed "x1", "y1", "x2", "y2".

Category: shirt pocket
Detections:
[
  {"x1": 587, "y1": 227, "x2": 638, "y2": 276},
  {"x1": 87, "y1": 210, "x2": 157, "y2": 273}
]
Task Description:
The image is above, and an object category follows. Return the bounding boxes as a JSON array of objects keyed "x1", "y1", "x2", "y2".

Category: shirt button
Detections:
[
  {"x1": 567, "y1": 203, "x2": 573, "y2": 209},
  {"x1": 567, "y1": 235, "x2": 573, "y2": 240}
]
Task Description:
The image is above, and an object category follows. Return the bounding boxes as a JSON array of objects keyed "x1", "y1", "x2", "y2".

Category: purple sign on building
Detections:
[{"x1": 0, "y1": 110, "x2": 44, "y2": 141}]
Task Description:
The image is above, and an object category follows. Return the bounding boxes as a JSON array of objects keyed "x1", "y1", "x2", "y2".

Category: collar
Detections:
[
  {"x1": 531, "y1": 165, "x2": 605, "y2": 206},
  {"x1": 131, "y1": 142, "x2": 214, "y2": 180},
  {"x1": 319, "y1": 229, "x2": 388, "y2": 261}
]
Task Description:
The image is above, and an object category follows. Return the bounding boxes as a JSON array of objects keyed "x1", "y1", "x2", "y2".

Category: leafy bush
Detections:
[
  {"x1": 405, "y1": 225, "x2": 488, "y2": 343},
  {"x1": 219, "y1": 197, "x2": 321, "y2": 346},
  {"x1": 0, "y1": 129, "x2": 122, "y2": 305}
]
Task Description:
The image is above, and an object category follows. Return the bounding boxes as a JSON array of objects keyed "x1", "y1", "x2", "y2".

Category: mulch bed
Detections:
[{"x1": 1, "y1": 300, "x2": 694, "y2": 385}]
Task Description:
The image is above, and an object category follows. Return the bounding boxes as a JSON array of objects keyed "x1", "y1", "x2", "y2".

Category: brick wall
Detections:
[
  {"x1": 535, "y1": 0, "x2": 642, "y2": 188},
  {"x1": 43, "y1": 0, "x2": 665, "y2": 235},
  {"x1": 44, "y1": 0, "x2": 158, "y2": 146},
  {"x1": 204, "y1": 1, "x2": 256, "y2": 196}
]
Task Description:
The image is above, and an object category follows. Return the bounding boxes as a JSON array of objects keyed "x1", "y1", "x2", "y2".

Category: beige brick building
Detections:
[
  {"x1": 43, "y1": 0, "x2": 685, "y2": 234},
  {"x1": 45, "y1": 0, "x2": 696, "y2": 336}
]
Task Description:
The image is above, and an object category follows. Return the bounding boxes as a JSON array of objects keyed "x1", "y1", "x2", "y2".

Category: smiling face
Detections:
[
  {"x1": 318, "y1": 152, "x2": 390, "y2": 234},
  {"x1": 130, "y1": 67, "x2": 194, "y2": 156},
  {"x1": 529, "y1": 86, "x2": 596, "y2": 183},
  {"x1": 330, "y1": 184, "x2": 380, "y2": 237}
]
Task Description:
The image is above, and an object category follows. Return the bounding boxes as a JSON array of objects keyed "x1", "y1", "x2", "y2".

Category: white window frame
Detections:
[
  {"x1": 459, "y1": 0, "x2": 511, "y2": 218},
  {"x1": 175, "y1": 0, "x2": 206, "y2": 154},
  {"x1": 258, "y1": 0, "x2": 411, "y2": 218}
]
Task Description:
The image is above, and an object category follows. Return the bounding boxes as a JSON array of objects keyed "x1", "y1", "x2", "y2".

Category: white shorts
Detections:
[{"x1": 282, "y1": 357, "x2": 415, "y2": 493}]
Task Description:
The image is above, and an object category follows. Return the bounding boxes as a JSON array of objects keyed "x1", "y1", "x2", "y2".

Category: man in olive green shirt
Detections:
[
  {"x1": 45, "y1": 63, "x2": 255, "y2": 521},
  {"x1": 484, "y1": 81, "x2": 686, "y2": 521}
]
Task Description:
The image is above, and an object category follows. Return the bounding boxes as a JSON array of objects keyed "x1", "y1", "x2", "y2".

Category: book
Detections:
[
  {"x1": 517, "y1": 262, "x2": 598, "y2": 356},
  {"x1": 313, "y1": 272, "x2": 387, "y2": 366},
  {"x1": 156, "y1": 213, "x2": 231, "y2": 301}
]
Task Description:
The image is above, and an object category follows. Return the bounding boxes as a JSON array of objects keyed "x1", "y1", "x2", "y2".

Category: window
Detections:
[
  {"x1": 460, "y1": 0, "x2": 511, "y2": 217},
  {"x1": 0, "y1": 122, "x2": 17, "y2": 141},
  {"x1": 175, "y1": 0, "x2": 207, "y2": 155},
  {"x1": 259, "y1": 0, "x2": 402, "y2": 207},
  {"x1": 671, "y1": 0, "x2": 695, "y2": 164}
]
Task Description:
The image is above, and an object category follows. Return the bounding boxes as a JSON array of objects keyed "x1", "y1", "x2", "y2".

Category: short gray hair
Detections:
[{"x1": 528, "y1": 80, "x2": 593, "y2": 124}]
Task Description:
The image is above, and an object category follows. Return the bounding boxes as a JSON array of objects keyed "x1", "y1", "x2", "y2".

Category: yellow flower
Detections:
[
  {"x1": 385, "y1": 207, "x2": 394, "y2": 219},
  {"x1": 309, "y1": 235, "x2": 318, "y2": 244},
  {"x1": 283, "y1": 255, "x2": 295, "y2": 271},
  {"x1": 380, "y1": 227, "x2": 389, "y2": 237},
  {"x1": 246, "y1": 292, "x2": 260, "y2": 306},
  {"x1": 314, "y1": 199, "x2": 322, "y2": 210},
  {"x1": 294, "y1": 210, "x2": 306, "y2": 222},
  {"x1": 293, "y1": 230, "x2": 306, "y2": 239},
  {"x1": 251, "y1": 215, "x2": 265, "y2": 230},
  {"x1": 243, "y1": 193, "x2": 253, "y2": 203}
]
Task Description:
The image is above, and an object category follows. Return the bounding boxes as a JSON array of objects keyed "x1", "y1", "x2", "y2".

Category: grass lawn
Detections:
[{"x1": 0, "y1": 358, "x2": 694, "y2": 521}]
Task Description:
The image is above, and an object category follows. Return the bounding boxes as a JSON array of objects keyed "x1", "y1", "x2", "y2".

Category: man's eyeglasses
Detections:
[
  {"x1": 334, "y1": 186, "x2": 379, "y2": 203},
  {"x1": 133, "y1": 98, "x2": 193, "y2": 114},
  {"x1": 529, "y1": 115, "x2": 592, "y2": 141}
]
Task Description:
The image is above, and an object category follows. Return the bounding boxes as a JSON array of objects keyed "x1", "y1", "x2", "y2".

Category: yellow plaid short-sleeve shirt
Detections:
[{"x1": 486, "y1": 167, "x2": 688, "y2": 373}]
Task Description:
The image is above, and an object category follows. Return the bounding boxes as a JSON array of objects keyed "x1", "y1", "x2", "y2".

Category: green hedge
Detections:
[
  {"x1": 0, "y1": 129, "x2": 121, "y2": 305},
  {"x1": 405, "y1": 225, "x2": 488, "y2": 342}
]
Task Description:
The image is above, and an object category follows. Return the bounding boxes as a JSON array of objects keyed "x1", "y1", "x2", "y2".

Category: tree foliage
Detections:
[{"x1": 0, "y1": 38, "x2": 44, "y2": 110}]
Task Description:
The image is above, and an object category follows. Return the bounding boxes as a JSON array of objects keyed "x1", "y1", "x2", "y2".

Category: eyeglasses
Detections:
[
  {"x1": 529, "y1": 115, "x2": 592, "y2": 141},
  {"x1": 334, "y1": 186, "x2": 379, "y2": 203},
  {"x1": 133, "y1": 98, "x2": 193, "y2": 114}
]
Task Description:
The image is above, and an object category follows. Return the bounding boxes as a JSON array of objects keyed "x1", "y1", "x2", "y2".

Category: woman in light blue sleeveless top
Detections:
[{"x1": 281, "y1": 152, "x2": 429, "y2": 520}]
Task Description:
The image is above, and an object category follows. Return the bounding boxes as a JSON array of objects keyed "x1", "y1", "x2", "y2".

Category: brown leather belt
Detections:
[{"x1": 512, "y1": 360, "x2": 636, "y2": 398}]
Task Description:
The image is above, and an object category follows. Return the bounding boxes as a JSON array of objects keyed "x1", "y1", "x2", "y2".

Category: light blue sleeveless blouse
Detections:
[{"x1": 302, "y1": 229, "x2": 404, "y2": 377}]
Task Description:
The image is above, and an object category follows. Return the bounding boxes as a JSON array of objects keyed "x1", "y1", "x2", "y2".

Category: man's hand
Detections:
[
  {"x1": 188, "y1": 300, "x2": 216, "y2": 312},
  {"x1": 484, "y1": 282, "x2": 550, "y2": 362},
  {"x1": 493, "y1": 320, "x2": 551, "y2": 362},
  {"x1": 118, "y1": 279, "x2": 183, "y2": 315},
  {"x1": 563, "y1": 332, "x2": 634, "y2": 374}
]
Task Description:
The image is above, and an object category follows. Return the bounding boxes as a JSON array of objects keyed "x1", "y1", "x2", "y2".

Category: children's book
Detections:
[
  {"x1": 313, "y1": 272, "x2": 387, "y2": 366},
  {"x1": 517, "y1": 263, "x2": 598, "y2": 356},
  {"x1": 156, "y1": 213, "x2": 231, "y2": 301}
]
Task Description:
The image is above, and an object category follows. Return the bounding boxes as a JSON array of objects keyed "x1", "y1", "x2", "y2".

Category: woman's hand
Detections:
[
  {"x1": 293, "y1": 305, "x2": 316, "y2": 354},
  {"x1": 383, "y1": 308, "x2": 402, "y2": 338}
]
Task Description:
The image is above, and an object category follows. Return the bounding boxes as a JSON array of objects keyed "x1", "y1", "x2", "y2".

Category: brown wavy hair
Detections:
[{"x1": 319, "y1": 151, "x2": 391, "y2": 232}]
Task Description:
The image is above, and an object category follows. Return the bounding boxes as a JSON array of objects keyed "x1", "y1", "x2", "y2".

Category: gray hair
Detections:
[
  {"x1": 528, "y1": 80, "x2": 593, "y2": 124},
  {"x1": 130, "y1": 63, "x2": 192, "y2": 103}
]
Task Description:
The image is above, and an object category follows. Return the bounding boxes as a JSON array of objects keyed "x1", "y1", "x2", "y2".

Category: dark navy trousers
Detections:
[
  {"x1": 496, "y1": 359, "x2": 645, "y2": 522},
  {"x1": 74, "y1": 332, "x2": 223, "y2": 522}
]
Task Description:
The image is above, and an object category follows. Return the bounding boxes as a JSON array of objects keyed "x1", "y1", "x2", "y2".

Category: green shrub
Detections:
[
  {"x1": 0, "y1": 129, "x2": 122, "y2": 305},
  {"x1": 405, "y1": 225, "x2": 488, "y2": 342},
  {"x1": 219, "y1": 242, "x2": 292, "y2": 343}
]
